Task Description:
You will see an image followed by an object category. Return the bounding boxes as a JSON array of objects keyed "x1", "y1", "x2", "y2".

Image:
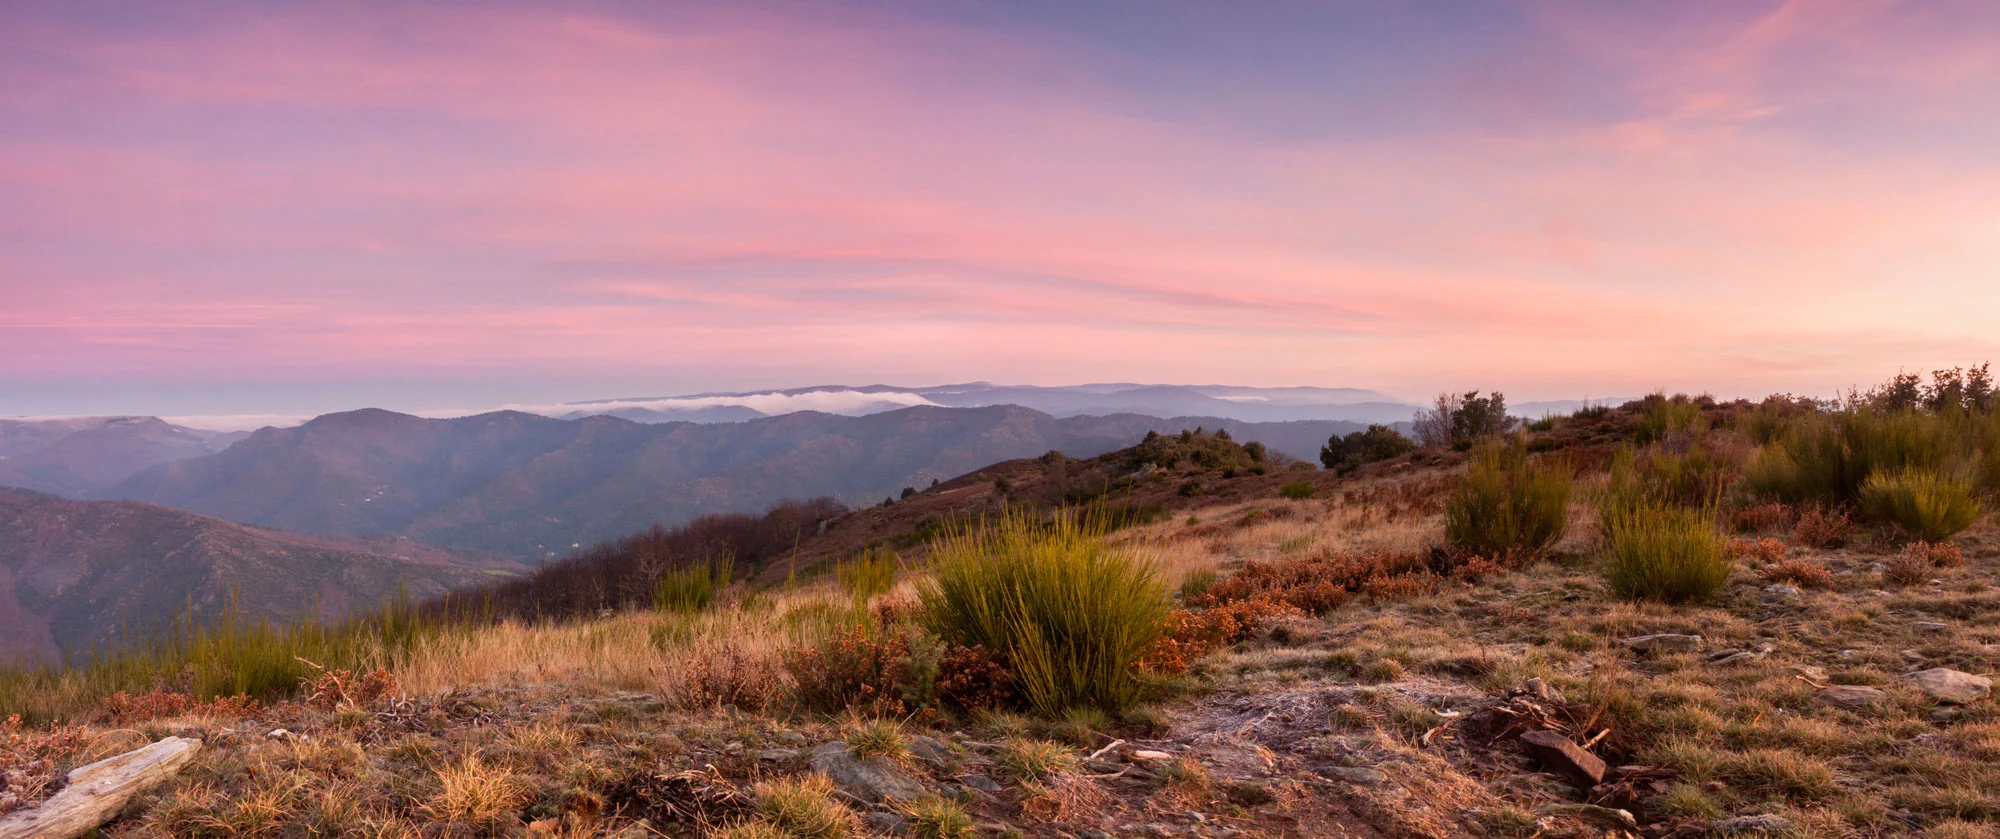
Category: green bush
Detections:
[
  {"x1": 836, "y1": 547, "x2": 900, "y2": 603},
  {"x1": 1633, "y1": 394, "x2": 1706, "y2": 445},
  {"x1": 654, "y1": 555, "x2": 733, "y2": 613},
  {"x1": 1601, "y1": 505, "x2": 1734, "y2": 604},
  {"x1": 1445, "y1": 438, "x2": 1573, "y2": 557},
  {"x1": 919, "y1": 512, "x2": 1169, "y2": 716},
  {"x1": 1746, "y1": 408, "x2": 1963, "y2": 507},
  {"x1": 1858, "y1": 468, "x2": 1982, "y2": 542},
  {"x1": 1278, "y1": 480, "x2": 1316, "y2": 500}
]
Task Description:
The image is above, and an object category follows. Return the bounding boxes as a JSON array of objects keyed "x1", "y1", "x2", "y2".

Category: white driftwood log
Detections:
[{"x1": 0, "y1": 736, "x2": 201, "y2": 839}]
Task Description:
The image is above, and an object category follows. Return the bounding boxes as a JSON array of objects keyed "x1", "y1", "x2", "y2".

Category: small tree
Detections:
[
  {"x1": 1320, "y1": 424, "x2": 1415, "y2": 473},
  {"x1": 1414, "y1": 391, "x2": 1516, "y2": 449}
]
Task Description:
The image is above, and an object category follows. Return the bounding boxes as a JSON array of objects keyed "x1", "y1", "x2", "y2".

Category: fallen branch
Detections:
[
  {"x1": 0, "y1": 737, "x2": 201, "y2": 839},
  {"x1": 1086, "y1": 739, "x2": 1126, "y2": 762}
]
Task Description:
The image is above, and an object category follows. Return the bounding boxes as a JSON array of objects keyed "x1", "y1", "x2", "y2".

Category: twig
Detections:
[
  {"x1": 1580, "y1": 728, "x2": 1611, "y2": 750},
  {"x1": 1086, "y1": 739, "x2": 1126, "y2": 762}
]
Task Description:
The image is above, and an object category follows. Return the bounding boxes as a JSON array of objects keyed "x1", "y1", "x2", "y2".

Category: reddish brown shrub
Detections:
[
  {"x1": 1883, "y1": 550, "x2": 1934, "y2": 587},
  {"x1": 680, "y1": 646, "x2": 782, "y2": 712},
  {"x1": 1759, "y1": 559, "x2": 1835, "y2": 590},
  {"x1": 1197, "y1": 550, "x2": 1433, "y2": 614},
  {"x1": 935, "y1": 644, "x2": 1015, "y2": 710},
  {"x1": 1908, "y1": 540, "x2": 1964, "y2": 568},
  {"x1": 96, "y1": 690, "x2": 263, "y2": 725},
  {"x1": 1141, "y1": 597, "x2": 1303, "y2": 674},
  {"x1": 784, "y1": 626, "x2": 910, "y2": 715},
  {"x1": 1790, "y1": 508, "x2": 1856, "y2": 549},
  {"x1": 301, "y1": 664, "x2": 398, "y2": 711},
  {"x1": 1733, "y1": 502, "x2": 1795, "y2": 534},
  {"x1": 1729, "y1": 537, "x2": 1789, "y2": 564},
  {"x1": 1, "y1": 715, "x2": 85, "y2": 816},
  {"x1": 1361, "y1": 572, "x2": 1444, "y2": 600},
  {"x1": 1449, "y1": 555, "x2": 1513, "y2": 583}
]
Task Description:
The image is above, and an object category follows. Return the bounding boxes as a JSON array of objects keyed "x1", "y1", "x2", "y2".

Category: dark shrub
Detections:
[{"x1": 1320, "y1": 424, "x2": 1415, "y2": 473}]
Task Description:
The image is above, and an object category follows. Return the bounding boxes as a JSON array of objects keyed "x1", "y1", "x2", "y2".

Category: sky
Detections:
[{"x1": 3, "y1": 0, "x2": 1998, "y2": 419}]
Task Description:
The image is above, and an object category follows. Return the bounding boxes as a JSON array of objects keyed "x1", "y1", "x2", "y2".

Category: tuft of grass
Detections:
[
  {"x1": 1445, "y1": 437, "x2": 1573, "y2": 558},
  {"x1": 1278, "y1": 480, "x2": 1317, "y2": 500},
  {"x1": 997, "y1": 737, "x2": 1080, "y2": 781},
  {"x1": 1748, "y1": 407, "x2": 1964, "y2": 508},
  {"x1": 755, "y1": 774, "x2": 854, "y2": 839},
  {"x1": 1858, "y1": 468, "x2": 1982, "y2": 542},
  {"x1": 1601, "y1": 504, "x2": 1733, "y2": 604},
  {"x1": 920, "y1": 511, "x2": 1169, "y2": 716},
  {"x1": 900, "y1": 797, "x2": 975, "y2": 839},
  {"x1": 844, "y1": 718, "x2": 910, "y2": 762},
  {"x1": 423, "y1": 756, "x2": 522, "y2": 828}
]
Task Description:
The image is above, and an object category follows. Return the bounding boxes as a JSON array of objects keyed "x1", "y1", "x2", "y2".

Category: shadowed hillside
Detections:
[{"x1": 0, "y1": 488, "x2": 519, "y2": 664}]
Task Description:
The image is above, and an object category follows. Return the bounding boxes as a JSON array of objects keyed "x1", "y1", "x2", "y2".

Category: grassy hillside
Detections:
[{"x1": 4, "y1": 381, "x2": 1999, "y2": 838}]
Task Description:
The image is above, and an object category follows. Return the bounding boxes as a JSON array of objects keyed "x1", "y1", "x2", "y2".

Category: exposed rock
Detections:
[
  {"x1": 1815, "y1": 685, "x2": 1887, "y2": 708},
  {"x1": 959, "y1": 774, "x2": 1004, "y2": 794},
  {"x1": 1551, "y1": 804, "x2": 1638, "y2": 831},
  {"x1": 1713, "y1": 813, "x2": 1796, "y2": 835},
  {"x1": 1520, "y1": 731, "x2": 1606, "y2": 789},
  {"x1": 1523, "y1": 677, "x2": 1566, "y2": 704},
  {"x1": 1912, "y1": 621, "x2": 1949, "y2": 633},
  {"x1": 266, "y1": 728, "x2": 293, "y2": 740},
  {"x1": 863, "y1": 812, "x2": 908, "y2": 834},
  {"x1": 757, "y1": 749, "x2": 800, "y2": 763},
  {"x1": 1621, "y1": 634, "x2": 1703, "y2": 654},
  {"x1": 1762, "y1": 584, "x2": 1801, "y2": 598},
  {"x1": 1785, "y1": 665, "x2": 1828, "y2": 683},
  {"x1": 1713, "y1": 650, "x2": 1766, "y2": 665},
  {"x1": 906, "y1": 735, "x2": 955, "y2": 769},
  {"x1": 1902, "y1": 669, "x2": 1992, "y2": 705},
  {"x1": 808, "y1": 741, "x2": 928, "y2": 806},
  {"x1": 1324, "y1": 766, "x2": 1386, "y2": 785}
]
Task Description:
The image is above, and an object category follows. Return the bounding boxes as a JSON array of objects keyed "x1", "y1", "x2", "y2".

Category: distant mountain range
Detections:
[
  {"x1": 0, "y1": 488, "x2": 517, "y2": 664},
  {"x1": 547, "y1": 382, "x2": 1424, "y2": 425},
  {"x1": 101, "y1": 405, "x2": 1364, "y2": 559},
  {"x1": 0, "y1": 416, "x2": 246, "y2": 498}
]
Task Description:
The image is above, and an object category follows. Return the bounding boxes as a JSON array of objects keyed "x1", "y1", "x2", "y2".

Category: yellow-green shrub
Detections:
[
  {"x1": 1445, "y1": 437, "x2": 1573, "y2": 557},
  {"x1": 1601, "y1": 505, "x2": 1734, "y2": 604},
  {"x1": 1858, "y1": 468, "x2": 1982, "y2": 542},
  {"x1": 919, "y1": 512, "x2": 1169, "y2": 716}
]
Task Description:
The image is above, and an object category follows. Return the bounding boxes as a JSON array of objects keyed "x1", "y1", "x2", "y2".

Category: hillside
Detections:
[
  {"x1": 0, "y1": 488, "x2": 519, "y2": 664},
  {"x1": 108, "y1": 405, "x2": 1365, "y2": 559},
  {"x1": 8, "y1": 393, "x2": 1997, "y2": 839},
  {"x1": 0, "y1": 416, "x2": 237, "y2": 498}
]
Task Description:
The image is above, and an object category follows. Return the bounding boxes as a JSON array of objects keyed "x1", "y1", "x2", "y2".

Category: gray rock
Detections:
[
  {"x1": 757, "y1": 749, "x2": 800, "y2": 763},
  {"x1": 1713, "y1": 813, "x2": 1796, "y2": 835},
  {"x1": 1902, "y1": 668, "x2": 1992, "y2": 705},
  {"x1": 1621, "y1": 634, "x2": 1704, "y2": 654},
  {"x1": 1912, "y1": 621, "x2": 1949, "y2": 632},
  {"x1": 864, "y1": 812, "x2": 908, "y2": 834},
  {"x1": 1785, "y1": 665, "x2": 1828, "y2": 683},
  {"x1": 1713, "y1": 651, "x2": 1766, "y2": 665},
  {"x1": 1815, "y1": 685, "x2": 1887, "y2": 708},
  {"x1": 1763, "y1": 584, "x2": 1801, "y2": 598},
  {"x1": 1523, "y1": 677, "x2": 1566, "y2": 704},
  {"x1": 1324, "y1": 766, "x2": 1386, "y2": 785},
  {"x1": 808, "y1": 741, "x2": 929, "y2": 806},
  {"x1": 959, "y1": 774, "x2": 1004, "y2": 794},
  {"x1": 906, "y1": 735, "x2": 955, "y2": 768}
]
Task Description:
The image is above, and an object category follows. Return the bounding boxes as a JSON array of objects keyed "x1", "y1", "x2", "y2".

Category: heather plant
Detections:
[
  {"x1": 1445, "y1": 437, "x2": 1573, "y2": 557},
  {"x1": 919, "y1": 512, "x2": 1170, "y2": 716},
  {"x1": 1857, "y1": 467, "x2": 1981, "y2": 542}
]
